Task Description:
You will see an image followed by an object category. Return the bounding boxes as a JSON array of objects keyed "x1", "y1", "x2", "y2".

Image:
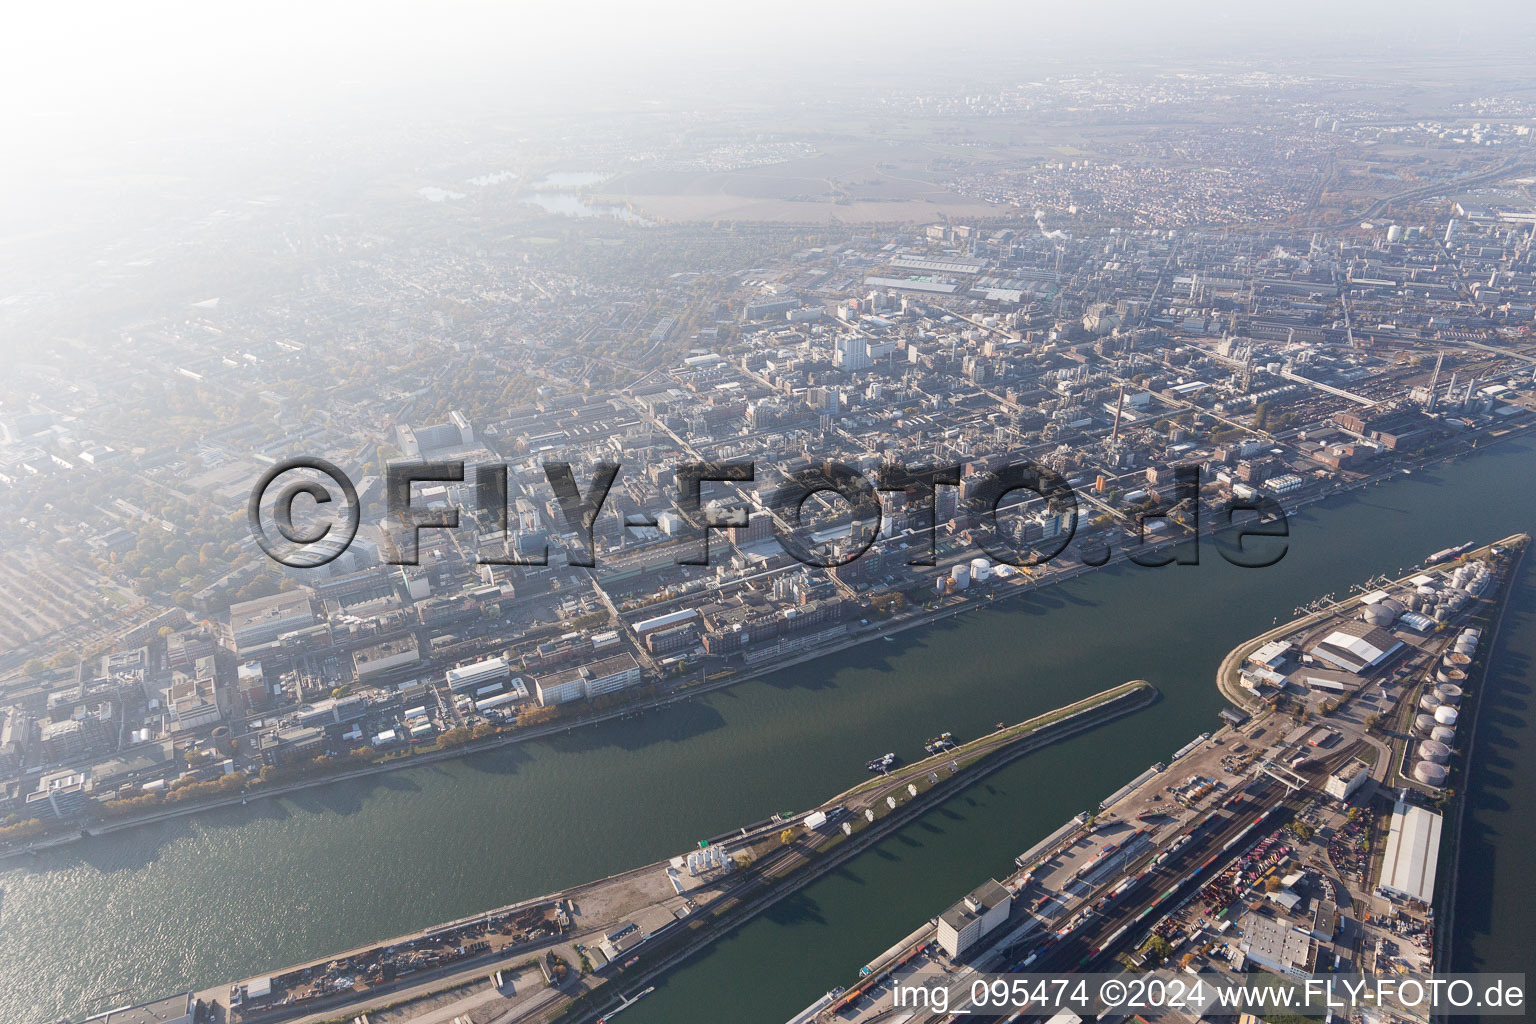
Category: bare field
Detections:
[
  {"x1": 591, "y1": 126, "x2": 1130, "y2": 223},
  {"x1": 599, "y1": 144, "x2": 1010, "y2": 223},
  {"x1": 605, "y1": 192, "x2": 1008, "y2": 224}
]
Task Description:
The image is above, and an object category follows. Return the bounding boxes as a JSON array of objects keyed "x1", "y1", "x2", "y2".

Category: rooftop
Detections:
[
  {"x1": 938, "y1": 878, "x2": 1010, "y2": 932},
  {"x1": 1378, "y1": 799, "x2": 1443, "y2": 904},
  {"x1": 90, "y1": 992, "x2": 194, "y2": 1024},
  {"x1": 1239, "y1": 912, "x2": 1313, "y2": 972}
]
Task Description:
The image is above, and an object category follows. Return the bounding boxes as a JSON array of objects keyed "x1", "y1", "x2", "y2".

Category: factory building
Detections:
[
  {"x1": 230, "y1": 592, "x2": 317, "y2": 652},
  {"x1": 1324, "y1": 759, "x2": 1370, "y2": 802},
  {"x1": 352, "y1": 634, "x2": 421, "y2": 679},
  {"x1": 168, "y1": 676, "x2": 221, "y2": 733},
  {"x1": 935, "y1": 878, "x2": 1012, "y2": 959},
  {"x1": 294, "y1": 695, "x2": 368, "y2": 728},
  {"x1": 24, "y1": 770, "x2": 91, "y2": 822},
  {"x1": 632, "y1": 608, "x2": 699, "y2": 638},
  {"x1": 581, "y1": 653, "x2": 643, "y2": 699},
  {"x1": 534, "y1": 653, "x2": 643, "y2": 706},
  {"x1": 446, "y1": 656, "x2": 512, "y2": 694},
  {"x1": 88, "y1": 992, "x2": 195, "y2": 1024},
  {"x1": 256, "y1": 725, "x2": 326, "y2": 767},
  {"x1": 1238, "y1": 912, "x2": 1315, "y2": 978}
]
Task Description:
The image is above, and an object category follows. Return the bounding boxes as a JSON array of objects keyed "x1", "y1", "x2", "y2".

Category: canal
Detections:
[{"x1": 1, "y1": 439, "x2": 1532, "y2": 1024}]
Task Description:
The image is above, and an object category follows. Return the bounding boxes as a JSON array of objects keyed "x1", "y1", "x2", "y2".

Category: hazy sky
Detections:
[
  {"x1": 0, "y1": 0, "x2": 1532, "y2": 220},
  {"x1": 4, "y1": 1, "x2": 1532, "y2": 145}
]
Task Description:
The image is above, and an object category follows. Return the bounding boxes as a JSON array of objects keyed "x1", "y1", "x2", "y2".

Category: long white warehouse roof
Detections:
[
  {"x1": 446, "y1": 656, "x2": 510, "y2": 685},
  {"x1": 1378, "y1": 800, "x2": 1443, "y2": 904},
  {"x1": 633, "y1": 607, "x2": 699, "y2": 635}
]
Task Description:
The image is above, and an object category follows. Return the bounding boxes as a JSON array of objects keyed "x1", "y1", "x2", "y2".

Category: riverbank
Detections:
[
  {"x1": 1213, "y1": 530, "x2": 1530, "y2": 979},
  {"x1": 12, "y1": 435, "x2": 1536, "y2": 1024},
  {"x1": 191, "y1": 681, "x2": 1157, "y2": 1024},
  {"x1": 1434, "y1": 539, "x2": 1528, "y2": 974},
  {"x1": 7, "y1": 425, "x2": 1527, "y2": 863},
  {"x1": 1214, "y1": 533, "x2": 1530, "y2": 715},
  {"x1": 556, "y1": 681, "x2": 1159, "y2": 1024}
]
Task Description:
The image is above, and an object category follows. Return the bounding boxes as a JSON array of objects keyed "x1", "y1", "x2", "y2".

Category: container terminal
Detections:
[{"x1": 786, "y1": 534, "x2": 1526, "y2": 1024}]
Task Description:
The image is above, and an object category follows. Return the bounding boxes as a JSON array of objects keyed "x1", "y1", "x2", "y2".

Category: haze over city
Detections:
[{"x1": 2, "y1": 4, "x2": 1536, "y2": 1024}]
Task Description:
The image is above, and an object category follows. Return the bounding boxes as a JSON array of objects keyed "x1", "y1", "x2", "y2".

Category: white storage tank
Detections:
[
  {"x1": 1431, "y1": 725, "x2": 1457, "y2": 744},
  {"x1": 1434, "y1": 705, "x2": 1460, "y2": 726},
  {"x1": 1414, "y1": 761, "x2": 1448, "y2": 787},
  {"x1": 1443, "y1": 651, "x2": 1472, "y2": 669},
  {"x1": 1435, "y1": 683, "x2": 1464, "y2": 705},
  {"x1": 1419, "y1": 692, "x2": 1443, "y2": 712},
  {"x1": 1413, "y1": 713, "x2": 1438, "y2": 735},
  {"x1": 1362, "y1": 604, "x2": 1394, "y2": 627},
  {"x1": 951, "y1": 564, "x2": 971, "y2": 589},
  {"x1": 969, "y1": 557, "x2": 992, "y2": 582},
  {"x1": 1418, "y1": 740, "x2": 1451, "y2": 764}
]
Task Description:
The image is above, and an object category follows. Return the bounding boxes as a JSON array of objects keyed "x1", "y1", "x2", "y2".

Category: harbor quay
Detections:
[
  {"x1": 85, "y1": 683, "x2": 1156, "y2": 1024},
  {"x1": 786, "y1": 535, "x2": 1526, "y2": 1024}
]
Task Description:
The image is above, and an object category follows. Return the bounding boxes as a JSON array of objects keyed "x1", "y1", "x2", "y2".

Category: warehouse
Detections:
[
  {"x1": 1307, "y1": 620, "x2": 1403, "y2": 674},
  {"x1": 446, "y1": 656, "x2": 512, "y2": 694},
  {"x1": 1377, "y1": 798, "x2": 1443, "y2": 906},
  {"x1": 632, "y1": 607, "x2": 699, "y2": 636},
  {"x1": 1238, "y1": 912, "x2": 1314, "y2": 977}
]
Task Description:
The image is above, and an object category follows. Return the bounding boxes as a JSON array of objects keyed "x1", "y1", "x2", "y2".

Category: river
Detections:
[{"x1": 1, "y1": 439, "x2": 1533, "y2": 1024}]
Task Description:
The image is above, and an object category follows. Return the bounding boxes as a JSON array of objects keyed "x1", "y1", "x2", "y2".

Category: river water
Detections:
[{"x1": 1, "y1": 440, "x2": 1533, "y2": 1024}]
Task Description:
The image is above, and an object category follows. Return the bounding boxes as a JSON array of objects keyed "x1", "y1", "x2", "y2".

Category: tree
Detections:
[
  {"x1": 1140, "y1": 934, "x2": 1172, "y2": 966},
  {"x1": 0, "y1": 817, "x2": 47, "y2": 843},
  {"x1": 437, "y1": 727, "x2": 472, "y2": 749}
]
